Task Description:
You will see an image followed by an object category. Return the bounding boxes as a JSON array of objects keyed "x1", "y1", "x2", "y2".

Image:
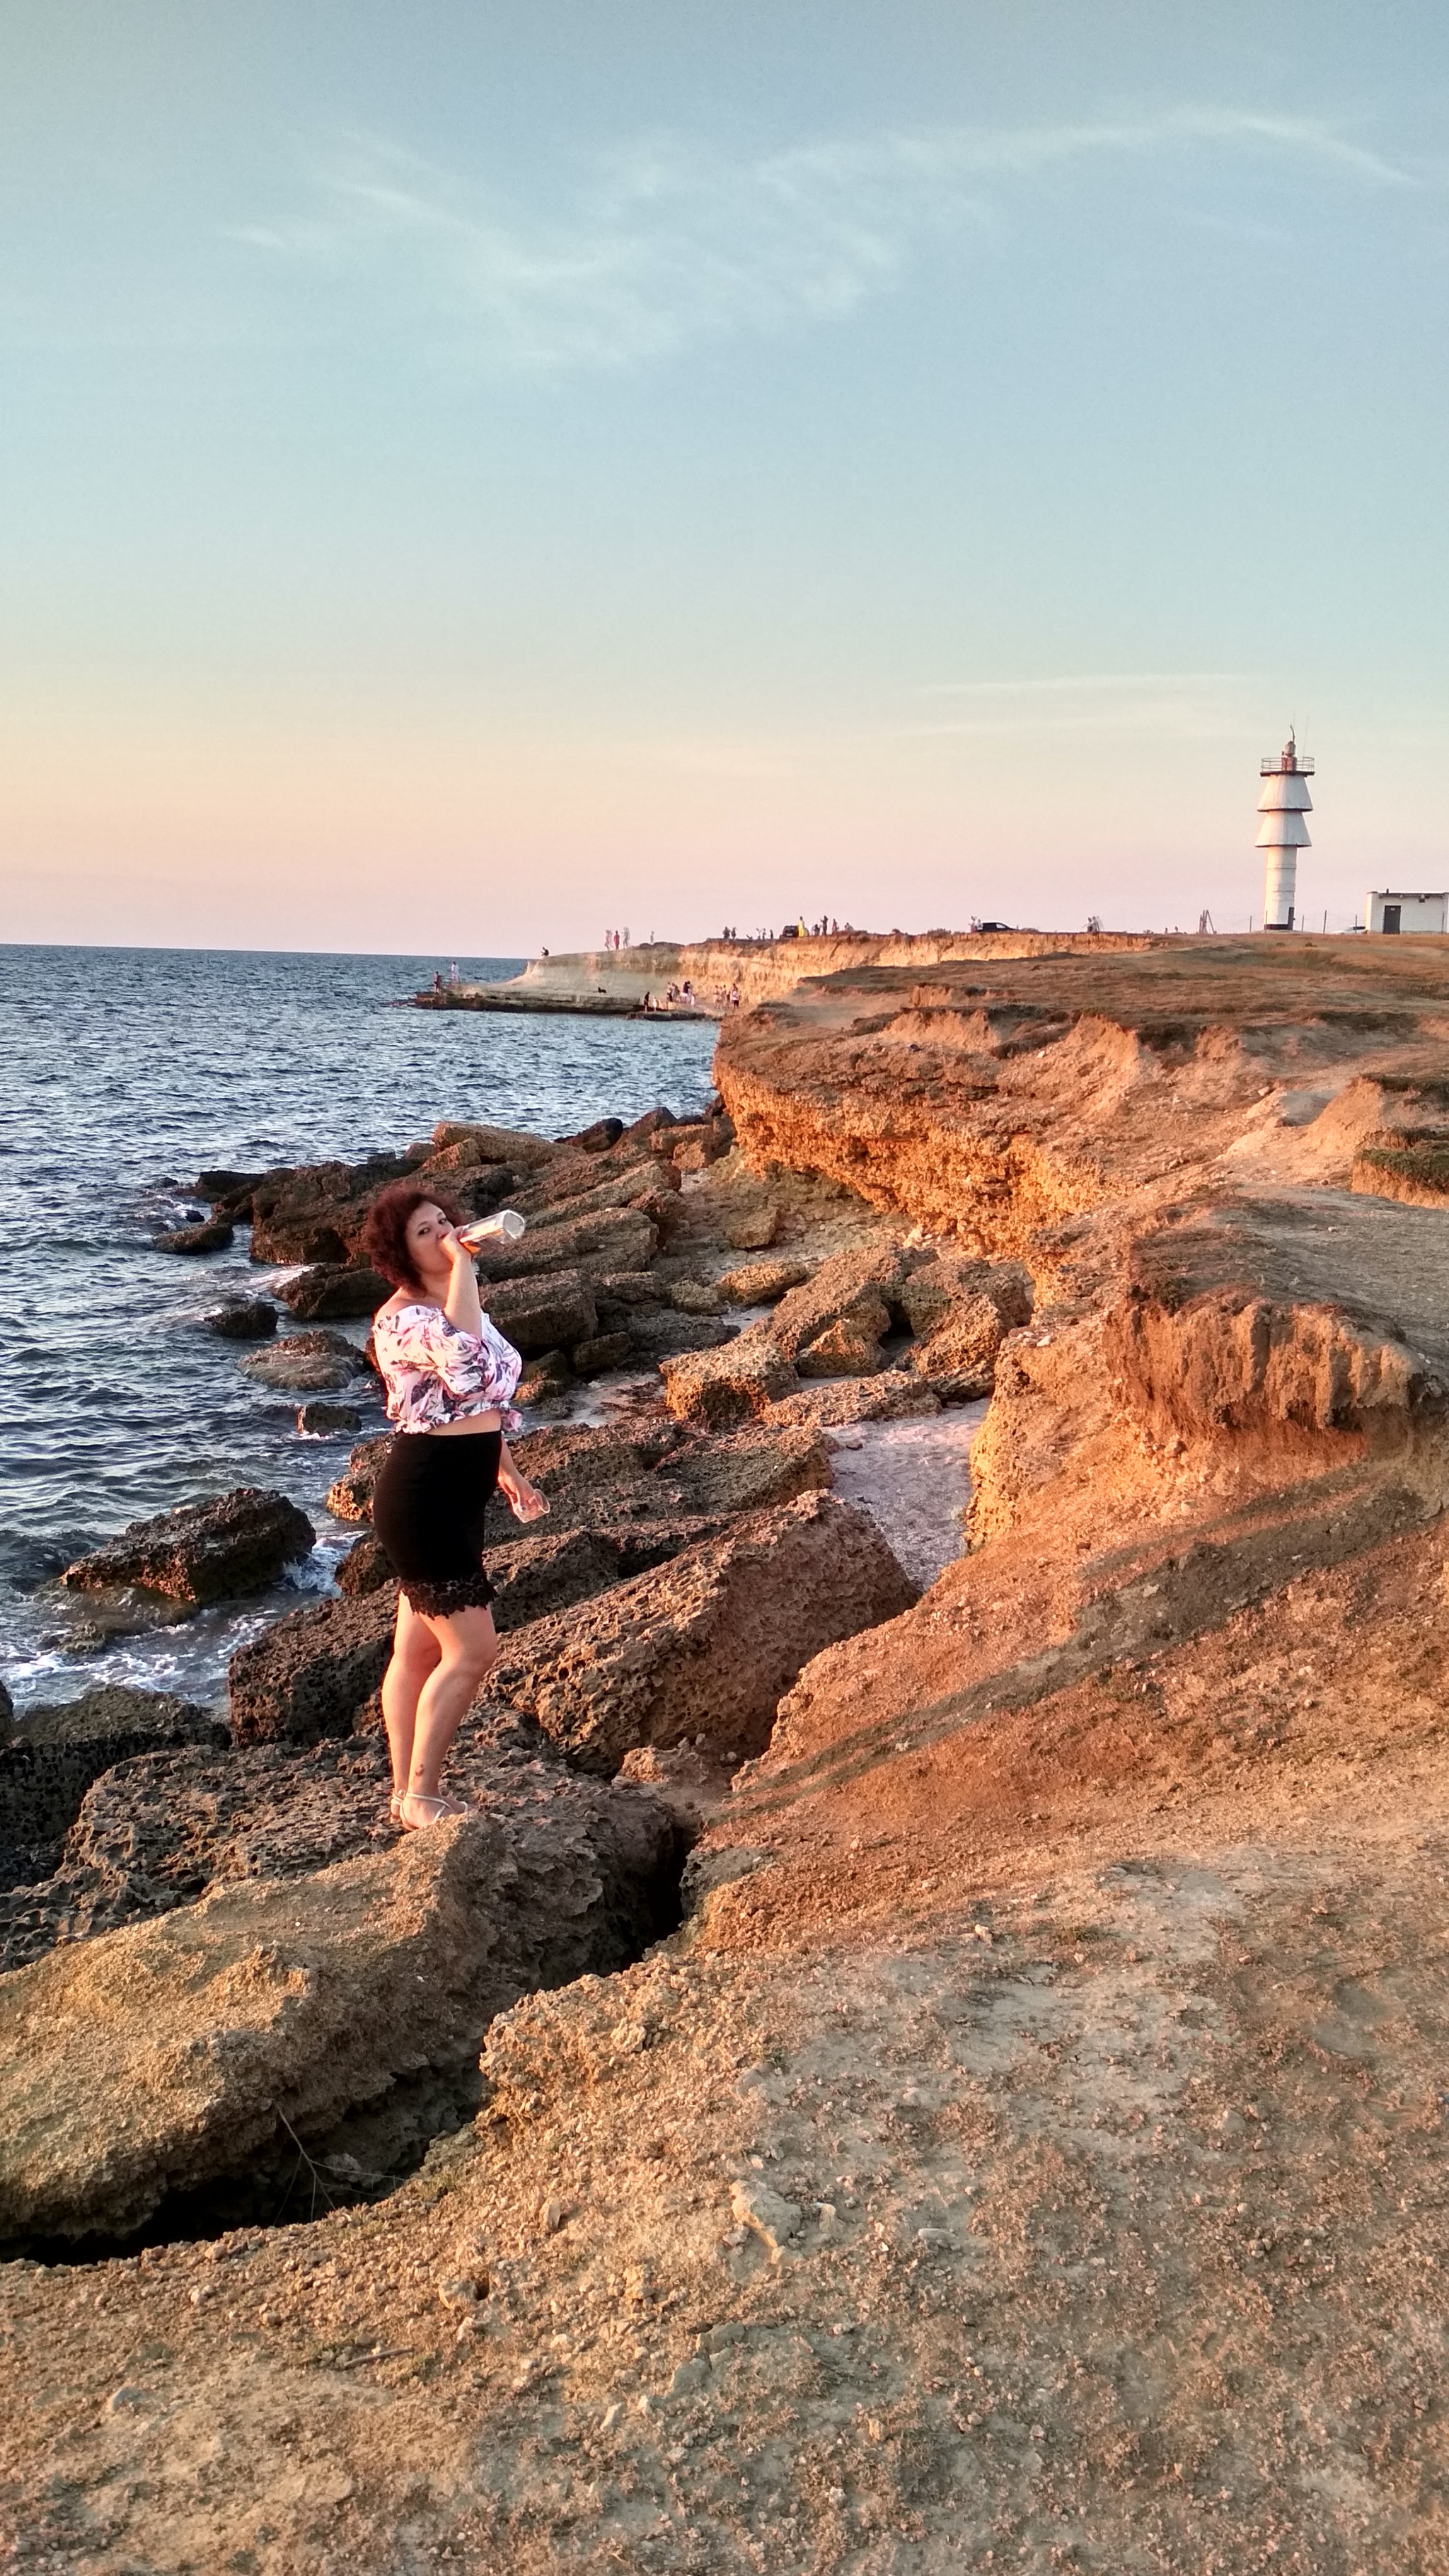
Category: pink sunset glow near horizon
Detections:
[{"x1": 4, "y1": 4, "x2": 1445, "y2": 954}]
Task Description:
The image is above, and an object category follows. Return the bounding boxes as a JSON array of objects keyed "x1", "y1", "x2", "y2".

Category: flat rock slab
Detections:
[
  {"x1": 1, "y1": 1728, "x2": 683, "y2": 1981},
  {"x1": 61, "y1": 1489, "x2": 315, "y2": 1606},
  {"x1": 0, "y1": 1819, "x2": 510, "y2": 2243},
  {"x1": 483, "y1": 1489, "x2": 918, "y2": 1771},
  {"x1": 0, "y1": 1766, "x2": 683, "y2": 2242}
]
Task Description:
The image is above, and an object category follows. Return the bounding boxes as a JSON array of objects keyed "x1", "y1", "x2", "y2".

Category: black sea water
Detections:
[{"x1": 0, "y1": 945, "x2": 715, "y2": 1716}]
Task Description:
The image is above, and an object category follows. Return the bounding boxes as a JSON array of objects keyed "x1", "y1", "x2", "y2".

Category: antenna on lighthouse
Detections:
[{"x1": 1258, "y1": 729, "x2": 1313, "y2": 930}]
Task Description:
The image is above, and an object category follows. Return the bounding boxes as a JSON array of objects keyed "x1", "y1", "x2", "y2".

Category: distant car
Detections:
[{"x1": 974, "y1": 919, "x2": 1012, "y2": 933}]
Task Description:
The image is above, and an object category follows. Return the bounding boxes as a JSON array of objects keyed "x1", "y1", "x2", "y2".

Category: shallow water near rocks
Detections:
[{"x1": 0, "y1": 945, "x2": 715, "y2": 1714}]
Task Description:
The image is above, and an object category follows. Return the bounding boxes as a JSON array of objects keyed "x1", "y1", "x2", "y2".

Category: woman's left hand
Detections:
[{"x1": 498, "y1": 1466, "x2": 548, "y2": 1523}]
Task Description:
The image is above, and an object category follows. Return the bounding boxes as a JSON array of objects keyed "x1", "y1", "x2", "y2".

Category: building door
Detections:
[{"x1": 1383, "y1": 903, "x2": 1402, "y2": 933}]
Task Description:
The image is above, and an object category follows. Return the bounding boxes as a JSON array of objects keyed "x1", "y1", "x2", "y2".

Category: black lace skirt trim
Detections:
[{"x1": 400, "y1": 1569, "x2": 496, "y2": 1619}]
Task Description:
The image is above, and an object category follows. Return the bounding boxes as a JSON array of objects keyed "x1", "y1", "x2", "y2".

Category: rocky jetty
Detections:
[{"x1": 15, "y1": 936, "x2": 1449, "y2": 2571}]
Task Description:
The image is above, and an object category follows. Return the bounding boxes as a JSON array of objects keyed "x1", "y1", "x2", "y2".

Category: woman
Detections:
[{"x1": 361, "y1": 1182, "x2": 547, "y2": 1830}]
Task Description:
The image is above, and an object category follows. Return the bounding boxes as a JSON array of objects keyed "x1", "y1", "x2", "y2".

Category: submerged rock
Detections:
[
  {"x1": 201, "y1": 1298, "x2": 279, "y2": 1341},
  {"x1": 241, "y1": 1329, "x2": 370, "y2": 1392},
  {"x1": 62, "y1": 1490, "x2": 315, "y2": 1607},
  {"x1": 156, "y1": 1216, "x2": 234, "y2": 1255},
  {"x1": 296, "y1": 1400, "x2": 363, "y2": 1436},
  {"x1": 483, "y1": 1489, "x2": 917, "y2": 1772}
]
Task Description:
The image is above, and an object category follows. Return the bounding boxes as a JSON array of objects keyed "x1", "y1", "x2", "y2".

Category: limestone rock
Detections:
[
  {"x1": 326, "y1": 1433, "x2": 394, "y2": 1523},
  {"x1": 62, "y1": 1489, "x2": 315, "y2": 1607},
  {"x1": 480, "y1": 1205, "x2": 659, "y2": 1286},
  {"x1": 908, "y1": 1295, "x2": 1007, "y2": 1398},
  {"x1": 0, "y1": 1783, "x2": 681, "y2": 2245},
  {"x1": 430, "y1": 1120, "x2": 559, "y2": 1168},
  {"x1": 229, "y1": 1526, "x2": 632, "y2": 1745},
  {"x1": 156, "y1": 1217, "x2": 233, "y2": 1254},
  {"x1": 335, "y1": 1532, "x2": 393, "y2": 1596},
  {"x1": 795, "y1": 1312, "x2": 889, "y2": 1377},
  {"x1": 717, "y1": 1258, "x2": 812, "y2": 1305},
  {"x1": 768, "y1": 1246, "x2": 906, "y2": 1364},
  {"x1": 246, "y1": 1151, "x2": 425, "y2": 1267},
  {"x1": 658, "y1": 1327, "x2": 799, "y2": 1428},
  {"x1": 0, "y1": 1689, "x2": 227, "y2": 1884},
  {"x1": 626, "y1": 1309, "x2": 735, "y2": 1363},
  {"x1": 669, "y1": 1279, "x2": 727, "y2": 1315},
  {"x1": 296, "y1": 1399, "x2": 362, "y2": 1436},
  {"x1": 595, "y1": 1269, "x2": 664, "y2": 1310},
  {"x1": 899, "y1": 1254, "x2": 1033, "y2": 1340},
  {"x1": 654, "y1": 1424, "x2": 830, "y2": 1520},
  {"x1": 766, "y1": 1377, "x2": 942, "y2": 1430},
  {"x1": 571, "y1": 1330, "x2": 633, "y2": 1377},
  {"x1": 277, "y1": 1264, "x2": 390, "y2": 1321},
  {"x1": 488, "y1": 1527, "x2": 625, "y2": 1630},
  {"x1": 229, "y1": 1589, "x2": 398, "y2": 1746},
  {"x1": 241, "y1": 1329, "x2": 369, "y2": 1392},
  {"x1": 484, "y1": 1270, "x2": 599, "y2": 1356},
  {"x1": 722, "y1": 1203, "x2": 781, "y2": 1251},
  {"x1": 483, "y1": 1490, "x2": 918, "y2": 1770},
  {"x1": 202, "y1": 1298, "x2": 278, "y2": 1341}
]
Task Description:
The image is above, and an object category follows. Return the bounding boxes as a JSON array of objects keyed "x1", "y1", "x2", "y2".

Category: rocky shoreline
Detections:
[
  {"x1": 7, "y1": 932, "x2": 1449, "y2": 2573},
  {"x1": 3, "y1": 1092, "x2": 1010, "y2": 2251}
]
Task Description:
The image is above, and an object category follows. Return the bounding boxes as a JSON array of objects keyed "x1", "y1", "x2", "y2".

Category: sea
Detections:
[{"x1": 0, "y1": 946, "x2": 716, "y2": 1718}]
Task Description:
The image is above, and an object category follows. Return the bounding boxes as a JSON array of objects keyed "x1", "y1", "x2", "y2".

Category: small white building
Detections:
[{"x1": 1366, "y1": 890, "x2": 1449, "y2": 935}]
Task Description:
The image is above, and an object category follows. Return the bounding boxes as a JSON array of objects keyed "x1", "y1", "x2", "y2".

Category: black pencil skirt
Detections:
[{"x1": 369, "y1": 1430, "x2": 502, "y2": 1619}]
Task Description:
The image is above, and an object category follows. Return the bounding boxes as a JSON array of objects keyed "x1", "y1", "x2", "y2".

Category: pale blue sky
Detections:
[{"x1": 3, "y1": 2, "x2": 1446, "y2": 949}]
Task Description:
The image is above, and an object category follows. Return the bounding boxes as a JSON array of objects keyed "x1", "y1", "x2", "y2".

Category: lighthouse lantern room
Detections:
[{"x1": 1257, "y1": 732, "x2": 1313, "y2": 930}]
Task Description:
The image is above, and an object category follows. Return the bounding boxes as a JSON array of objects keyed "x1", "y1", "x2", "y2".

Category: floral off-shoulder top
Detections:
[{"x1": 371, "y1": 1303, "x2": 524, "y2": 1436}]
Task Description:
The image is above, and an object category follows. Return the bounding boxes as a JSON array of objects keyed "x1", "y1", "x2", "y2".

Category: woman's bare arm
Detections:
[
  {"x1": 497, "y1": 1437, "x2": 548, "y2": 1522},
  {"x1": 439, "y1": 1227, "x2": 484, "y2": 1336}
]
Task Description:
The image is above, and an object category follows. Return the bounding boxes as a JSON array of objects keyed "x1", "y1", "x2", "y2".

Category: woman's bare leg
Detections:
[
  {"x1": 403, "y1": 1603, "x2": 499, "y2": 1810},
  {"x1": 381, "y1": 1593, "x2": 442, "y2": 1807}
]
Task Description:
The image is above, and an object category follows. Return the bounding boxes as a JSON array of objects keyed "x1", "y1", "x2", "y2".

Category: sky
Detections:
[{"x1": 2, "y1": 1, "x2": 1447, "y2": 954}]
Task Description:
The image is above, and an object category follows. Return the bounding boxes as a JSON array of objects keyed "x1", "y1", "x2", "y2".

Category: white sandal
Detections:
[{"x1": 400, "y1": 1789, "x2": 471, "y2": 1830}]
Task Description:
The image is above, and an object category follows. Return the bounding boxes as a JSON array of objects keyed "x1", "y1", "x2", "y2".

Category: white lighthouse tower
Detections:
[{"x1": 1257, "y1": 731, "x2": 1313, "y2": 930}]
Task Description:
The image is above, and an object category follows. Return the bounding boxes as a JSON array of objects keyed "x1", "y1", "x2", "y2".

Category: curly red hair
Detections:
[{"x1": 361, "y1": 1180, "x2": 466, "y2": 1294}]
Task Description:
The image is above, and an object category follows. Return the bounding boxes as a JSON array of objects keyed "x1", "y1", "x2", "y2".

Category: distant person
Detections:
[
  {"x1": 360, "y1": 1185, "x2": 547, "y2": 1832},
  {"x1": 432, "y1": 971, "x2": 442, "y2": 993}
]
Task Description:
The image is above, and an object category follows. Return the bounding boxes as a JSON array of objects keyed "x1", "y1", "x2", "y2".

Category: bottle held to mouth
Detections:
[{"x1": 456, "y1": 1208, "x2": 527, "y2": 1250}]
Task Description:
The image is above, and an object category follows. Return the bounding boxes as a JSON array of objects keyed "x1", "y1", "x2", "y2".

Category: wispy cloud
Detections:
[
  {"x1": 233, "y1": 108, "x2": 1419, "y2": 373},
  {"x1": 896, "y1": 669, "x2": 1264, "y2": 741}
]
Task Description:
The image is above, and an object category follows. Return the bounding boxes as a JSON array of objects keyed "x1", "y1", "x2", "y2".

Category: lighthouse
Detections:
[{"x1": 1257, "y1": 731, "x2": 1313, "y2": 930}]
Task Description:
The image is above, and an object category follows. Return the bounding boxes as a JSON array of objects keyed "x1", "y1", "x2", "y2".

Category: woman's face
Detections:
[{"x1": 403, "y1": 1201, "x2": 455, "y2": 1281}]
